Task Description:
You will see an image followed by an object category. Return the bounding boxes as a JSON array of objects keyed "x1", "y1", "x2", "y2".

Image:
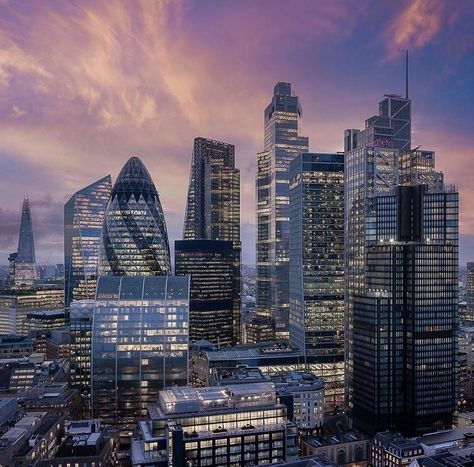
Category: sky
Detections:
[{"x1": 0, "y1": 0, "x2": 473, "y2": 266}]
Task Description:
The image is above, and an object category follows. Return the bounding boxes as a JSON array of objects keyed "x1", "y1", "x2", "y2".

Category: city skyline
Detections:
[{"x1": 0, "y1": 1, "x2": 473, "y2": 268}]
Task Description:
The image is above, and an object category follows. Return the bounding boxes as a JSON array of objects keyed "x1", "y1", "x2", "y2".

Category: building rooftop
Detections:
[
  {"x1": 203, "y1": 341, "x2": 303, "y2": 361},
  {"x1": 155, "y1": 383, "x2": 278, "y2": 416}
]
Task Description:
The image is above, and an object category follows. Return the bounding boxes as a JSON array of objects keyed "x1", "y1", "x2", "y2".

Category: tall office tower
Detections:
[
  {"x1": 12, "y1": 197, "x2": 37, "y2": 286},
  {"x1": 352, "y1": 183, "x2": 458, "y2": 436},
  {"x1": 69, "y1": 300, "x2": 94, "y2": 395},
  {"x1": 183, "y1": 138, "x2": 240, "y2": 242},
  {"x1": 64, "y1": 175, "x2": 112, "y2": 307},
  {"x1": 256, "y1": 82, "x2": 309, "y2": 339},
  {"x1": 91, "y1": 275, "x2": 189, "y2": 437},
  {"x1": 182, "y1": 138, "x2": 241, "y2": 343},
  {"x1": 344, "y1": 94, "x2": 405, "y2": 408},
  {"x1": 289, "y1": 153, "x2": 345, "y2": 411},
  {"x1": 98, "y1": 157, "x2": 171, "y2": 276},
  {"x1": 175, "y1": 240, "x2": 236, "y2": 347},
  {"x1": 467, "y1": 263, "x2": 474, "y2": 322}
]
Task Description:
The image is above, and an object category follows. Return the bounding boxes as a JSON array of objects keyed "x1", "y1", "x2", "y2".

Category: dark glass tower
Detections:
[
  {"x1": 12, "y1": 197, "x2": 37, "y2": 285},
  {"x1": 288, "y1": 153, "x2": 345, "y2": 411},
  {"x1": 98, "y1": 157, "x2": 171, "y2": 276},
  {"x1": 352, "y1": 184, "x2": 458, "y2": 436},
  {"x1": 64, "y1": 175, "x2": 112, "y2": 307},
  {"x1": 183, "y1": 138, "x2": 240, "y2": 243},
  {"x1": 182, "y1": 138, "x2": 241, "y2": 344},
  {"x1": 256, "y1": 83, "x2": 309, "y2": 339},
  {"x1": 91, "y1": 275, "x2": 189, "y2": 437},
  {"x1": 175, "y1": 240, "x2": 235, "y2": 347}
]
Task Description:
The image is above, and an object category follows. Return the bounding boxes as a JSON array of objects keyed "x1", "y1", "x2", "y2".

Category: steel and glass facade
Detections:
[
  {"x1": 12, "y1": 197, "x2": 37, "y2": 285},
  {"x1": 256, "y1": 82, "x2": 309, "y2": 339},
  {"x1": 183, "y1": 138, "x2": 241, "y2": 343},
  {"x1": 70, "y1": 299, "x2": 94, "y2": 395},
  {"x1": 289, "y1": 153, "x2": 345, "y2": 411},
  {"x1": 175, "y1": 240, "x2": 236, "y2": 346},
  {"x1": 64, "y1": 176, "x2": 112, "y2": 307},
  {"x1": 466, "y1": 263, "x2": 474, "y2": 322},
  {"x1": 344, "y1": 95, "x2": 407, "y2": 408},
  {"x1": 98, "y1": 157, "x2": 171, "y2": 276},
  {"x1": 91, "y1": 275, "x2": 189, "y2": 436},
  {"x1": 352, "y1": 184, "x2": 459, "y2": 436}
]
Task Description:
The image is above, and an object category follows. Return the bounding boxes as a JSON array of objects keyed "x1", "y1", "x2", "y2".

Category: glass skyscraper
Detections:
[
  {"x1": 64, "y1": 175, "x2": 112, "y2": 307},
  {"x1": 344, "y1": 95, "x2": 405, "y2": 408},
  {"x1": 91, "y1": 275, "x2": 189, "y2": 437},
  {"x1": 175, "y1": 240, "x2": 236, "y2": 347},
  {"x1": 288, "y1": 153, "x2": 345, "y2": 411},
  {"x1": 352, "y1": 183, "x2": 458, "y2": 436},
  {"x1": 256, "y1": 82, "x2": 309, "y2": 339},
  {"x1": 183, "y1": 137, "x2": 240, "y2": 243},
  {"x1": 11, "y1": 197, "x2": 37, "y2": 286},
  {"x1": 182, "y1": 138, "x2": 241, "y2": 343},
  {"x1": 98, "y1": 157, "x2": 171, "y2": 276}
]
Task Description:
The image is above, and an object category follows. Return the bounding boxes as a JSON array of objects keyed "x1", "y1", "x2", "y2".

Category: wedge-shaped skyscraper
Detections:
[
  {"x1": 98, "y1": 157, "x2": 171, "y2": 276},
  {"x1": 64, "y1": 175, "x2": 112, "y2": 306}
]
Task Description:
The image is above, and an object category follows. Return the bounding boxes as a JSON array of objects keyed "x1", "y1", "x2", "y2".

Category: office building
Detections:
[
  {"x1": 256, "y1": 82, "x2": 309, "y2": 339},
  {"x1": 352, "y1": 184, "x2": 458, "y2": 436},
  {"x1": 182, "y1": 137, "x2": 241, "y2": 343},
  {"x1": 23, "y1": 310, "x2": 66, "y2": 332},
  {"x1": 190, "y1": 341, "x2": 306, "y2": 387},
  {"x1": 175, "y1": 240, "x2": 236, "y2": 347},
  {"x1": 183, "y1": 137, "x2": 240, "y2": 243},
  {"x1": 64, "y1": 175, "x2": 112, "y2": 307},
  {"x1": 69, "y1": 299, "x2": 94, "y2": 395},
  {"x1": 344, "y1": 93, "x2": 408, "y2": 408},
  {"x1": 34, "y1": 420, "x2": 119, "y2": 467},
  {"x1": 289, "y1": 153, "x2": 345, "y2": 411},
  {"x1": 369, "y1": 432, "x2": 423, "y2": 467},
  {"x1": 91, "y1": 275, "x2": 189, "y2": 437},
  {"x1": 131, "y1": 383, "x2": 298, "y2": 466},
  {"x1": 0, "y1": 285, "x2": 64, "y2": 335},
  {"x1": 10, "y1": 197, "x2": 37, "y2": 286},
  {"x1": 467, "y1": 263, "x2": 474, "y2": 322},
  {"x1": 98, "y1": 157, "x2": 171, "y2": 276}
]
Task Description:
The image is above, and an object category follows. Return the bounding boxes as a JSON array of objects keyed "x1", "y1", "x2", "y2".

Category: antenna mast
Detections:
[{"x1": 405, "y1": 49, "x2": 409, "y2": 99}]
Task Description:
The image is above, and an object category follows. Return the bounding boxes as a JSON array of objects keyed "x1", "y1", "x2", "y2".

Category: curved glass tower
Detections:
[{"x1": 98, "y1": 157, "x2": 171, "y2": 276}]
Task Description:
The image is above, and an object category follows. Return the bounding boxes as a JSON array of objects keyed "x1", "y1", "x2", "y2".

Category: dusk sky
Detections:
[{"x1": 0, "y1": 0, "x2": 473, "y2": 266}]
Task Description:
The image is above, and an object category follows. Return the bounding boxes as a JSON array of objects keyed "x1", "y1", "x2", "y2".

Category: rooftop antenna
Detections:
[{"x1": 405, "y1": 49, "x2": 409, "y2": 99}]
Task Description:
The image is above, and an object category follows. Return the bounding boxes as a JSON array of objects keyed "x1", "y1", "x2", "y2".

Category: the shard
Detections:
[
  {"x1": 11, "y1": 197, "x2": 37, "y2": 285},
  {"x1": 98, "y1": 157, "x2": 171, "y2": 276}
]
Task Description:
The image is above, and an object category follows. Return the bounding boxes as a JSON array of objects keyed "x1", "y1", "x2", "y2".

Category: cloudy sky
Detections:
[{"x1": 0, "y1": 0, "x2": 473, "y2": 266}]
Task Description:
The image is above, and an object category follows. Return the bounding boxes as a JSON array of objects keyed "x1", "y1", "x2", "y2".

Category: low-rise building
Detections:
[
  {"x1": 131, "y1": 383, "x2": 298, "y2": 467},
  {"x1": 34, "y1": 419, "x2": 119, "y2": 467},
  {"x1": 0, "y1": 335, "x2": 34, "y2": 358},
  {"x1": 0, "y1": 412, "x2": 63, "y2": 466},
  {"x1": 369, "y1": 432, "x2": 424, "y2": 467}
]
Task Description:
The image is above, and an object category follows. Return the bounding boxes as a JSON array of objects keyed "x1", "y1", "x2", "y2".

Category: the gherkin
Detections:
[{"x1": 98, "y1": 157, "x2": 171, "y2": 276}]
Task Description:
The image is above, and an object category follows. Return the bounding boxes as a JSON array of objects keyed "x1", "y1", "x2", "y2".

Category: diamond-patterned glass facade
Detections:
[{"x1": 98, "y1": 157, "x2": 171, "y2": 276}]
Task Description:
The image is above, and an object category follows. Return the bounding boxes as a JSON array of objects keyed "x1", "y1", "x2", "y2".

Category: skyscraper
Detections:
[
  {"x1": 466, "y1": 263, "x2": 474, "y2": 322},
  {"x1": 183, "y1": 138, "x2": 240, "y2": 243},
  {"x1": 11, "y1": 197, "x2": 37, "y2": 286},
  {"x1": 182, "y1": 138, "x2": 241, "y2": 343},
  {"x1": 344, "y1": 96, "x2": 403, "y2": 408},
  {"x1": 175, "y1": 240, "x2": 236, "y2": 347},
  {"x1": 256, "y1": 82, "x2": 309, "y2": 339},
  {"x1": 288, "y1": 153, "x2": 345, "y2": 411},
  {"x1": 98, "y1": 157, "x2": 171, "y2": 276},
  {"x1": 352, "y1": 183, "x2": 458, "y2": 435},
  {"x1": 64, "y1": 175, "x2": 112, "y2": 307},
  {"x1": 91, "y1": 275, "x2": 189, "y2": 437}
]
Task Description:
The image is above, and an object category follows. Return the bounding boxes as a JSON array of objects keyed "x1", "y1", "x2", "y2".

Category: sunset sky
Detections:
[{"x1": 0, "y1": 0, "x2": 473, "y2": 266}]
